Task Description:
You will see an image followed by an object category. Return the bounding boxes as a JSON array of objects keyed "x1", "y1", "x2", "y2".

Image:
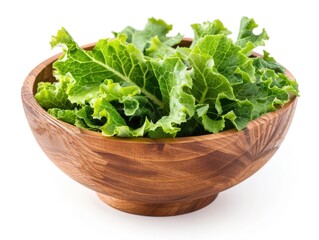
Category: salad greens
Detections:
[{"x1": 35, "y1": 17, "x2": 299, "y2": 138}]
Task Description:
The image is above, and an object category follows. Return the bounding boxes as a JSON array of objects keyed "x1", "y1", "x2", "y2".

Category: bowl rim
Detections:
[{"x1": 21, "y1": 41, "x2": 297, "y2": 144}]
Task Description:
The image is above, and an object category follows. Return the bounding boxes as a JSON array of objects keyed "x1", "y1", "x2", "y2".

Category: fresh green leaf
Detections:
[
  {"x1": 48, "y1": 108, "x2": 77, "y2": 125},
  {"x1": 51, "y1": 29, "x2": 163, "y2": 108},
  {"x1": 113, "y1": 26, "x2": 136, "y2": 43},
  {"x1": 175, "y1": 47, "x2": 191, "y2": 60},
  {"x1": 190, "y1": 35, "x2": 255, "y2": 86},
  {"x1": 233, "y1": 68, "x2": 298, "y2": 118},
  {"x1": 99, "y1": 80, "x2": 141, "y2": 101},
  {"x1": 92, "y1": 98, "x2": 150, "y2": 137},
  {"x1": 195, "y1": 104, "x2": 225, "y2": 133},
  {"x1": 191, "y1": 19, "x2": 231, "y2": 47},
  {"x1": 98, "y1": 80, "x2": 157, "y2": 119},
  {"x1": 145, "y1": 36, "x2": 177, "y2": 59},
  {"x1": 150, "y1": 57, "x2": 195, "y2": 136},
  {"x1": 188, "y1": 52, "x2": 234, "y2": 105},
  {"x1": 236, "y1": 17, "x2": 269, "y2": 55},
  {"x1": 163, "y1": 34, "x2": 184, "y2": 47},
  {"x1": 215, "y1": 94, "x2": 254, "y2": 130},
  {"x1": 115, "y1": 18, "x2": 183, "y2": 53},
  {"x1": 99, "y1": 79, "x2": 140, "y2": 116},
  {"x1": 253, "y1": 50, "x2": 285, "y2": 73},
  {"x1": 194, "y1": 94, "x2": 254, "y2": 132},
  {"x1": 76, "y1": 105, "x2": 103, "y2": 130},
  {"x1": 35, "y1": 74, "x2": 74, "y2": 110}
]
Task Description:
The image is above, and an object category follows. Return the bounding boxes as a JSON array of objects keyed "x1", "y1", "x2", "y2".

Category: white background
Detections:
[{"x1": 1, "y1": 0, "x2": 318, "y2": 239}]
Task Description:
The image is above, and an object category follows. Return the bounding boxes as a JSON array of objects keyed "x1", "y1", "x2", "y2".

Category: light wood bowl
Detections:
[{"x1": 21, "y1": 40, "x2": 297, "y2": 216}]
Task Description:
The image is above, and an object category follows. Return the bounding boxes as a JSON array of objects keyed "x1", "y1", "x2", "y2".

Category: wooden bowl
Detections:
[{"x1": 21, "y1": 40, "x2": 297, "y2": 216}]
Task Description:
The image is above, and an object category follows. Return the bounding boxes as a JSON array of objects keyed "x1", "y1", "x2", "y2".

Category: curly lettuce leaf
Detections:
[
  {"x1": 195, "y1": 95, "x2": 254, "y2": 133},
  {"x1": 188, "y1": 52, "x2": 234, "y2": 103},
  {"x1": 51, "y1": 28, "x2": 162, "y2": 108},
  {"x1": 236, "y1": 17, "x2": 269, "y2": 55},
  {"x1": 215, "y1": 95, "x2": 254, "y2": 130},
  {"x1": 92, "y1": 98, "x2": 150, "y2": 137},
  {"x1": 253, "y1": 50, "x2": 285, "y2": 73},
  {"x1": 191, "y1": 35, "x2": 255, "y2": 86},
  {"x1": 114, "y1": 18, "x2": 183, "y2": 53},
  {"x1": 35, "y1": 75, "x2": 74, "y2": 110},
  {"x1": 145, "y1": 36, "x2": 177, "y2": 59},
  {"x1": 99, "y1": 80, "x2": 140, "y2": 116},
  {"x1": 150, "y1": 57, "x2": 195, "y2": 136},
  {"x1": 48, "y1": 108, "x2": 77, "y2": 125},
  {"x1": 188, "y1": 35, "x2": 255, "y2": 132},
  {"x1": 189, "y1": 34, "x2": 280, "y2": 132},
  {"x1": 75, "y1": 105, "x2": 104, "y2": 130},
  {"x1": 233, "y1": 68, "x2": 298, "y2": 118},
  {"x1": 98, "y1": 80, "x2": 156, "y2": 119},
  {"x1": 191, "y1": 19, "x2": 231, "y2": 47}
]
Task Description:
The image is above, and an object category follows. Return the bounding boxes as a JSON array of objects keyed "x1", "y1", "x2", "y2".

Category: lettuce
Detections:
[{"x1": 35, "y1": 17, "x2": 299, "y2": 138}]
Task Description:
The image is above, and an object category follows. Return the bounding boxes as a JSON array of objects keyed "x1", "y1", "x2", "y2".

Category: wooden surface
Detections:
[{"x1": 21, "y1": 40, "x2": 298, "y2": 216}]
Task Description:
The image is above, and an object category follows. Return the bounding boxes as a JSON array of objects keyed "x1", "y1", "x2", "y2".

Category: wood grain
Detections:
[{"x1": 21, "y1": 40, "x2": 298, "y2": 216}]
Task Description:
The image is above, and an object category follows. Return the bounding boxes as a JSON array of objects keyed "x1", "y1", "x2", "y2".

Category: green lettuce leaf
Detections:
[
  {"x1": 48, "y1": 108, "x2": 77, "y2": 125},
  {"x1": 189, "y1": 34, "x2": 269, "y2": 132},
  {"x1": 76, "y1": 105, "x2": 103, "y2": 130},
  {"x1": 253, "y1": 50, "x2": 285, "y2": 73},
  {"x1": 51, "y1": 28, "x2": 163, "y2": 108},
  {"x1": 233, "y1": 68, "x2": 298, "y2": 118},
  {"x1": 190, "y1": 35, "x2": 255, "y2": 86},
  {"x1": 145, "y1": 36, "x2": 177, "y2": 59},
  {"x1": 195, "y1": 97, "x2": 254, "y2": 133},
  {"x1": 99, "y1": 80, "x2": 140, "y2": 116},
  {"x1": 191, "y1": 19, "x2": 231, "y2": 47},
  {"x1": 35, "y1": 75, "x2": 74, "y2": 110},
  {"x1": 215, "y1": 94, "x2": 254, "y2": 130},
  {"x1": 150, "y1": 57, "x2": 195, "y2": 136},
  {"x1": 114, "y1": 18, "x2": 183, "y2": 53},
  {"x1": 92, "y1": 98, "x2": 150, "y2": 137},
  {"x1": 236, "y1": 17, "x2": 269, "y2": 55},
  {"x1": 98, "y1": 79, "x2": 157, "y2": 119}
]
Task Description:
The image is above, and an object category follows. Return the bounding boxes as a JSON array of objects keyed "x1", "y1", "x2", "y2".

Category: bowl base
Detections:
[{"x1": 97, "y1": 193, "x2": 218, "y2": 216}]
